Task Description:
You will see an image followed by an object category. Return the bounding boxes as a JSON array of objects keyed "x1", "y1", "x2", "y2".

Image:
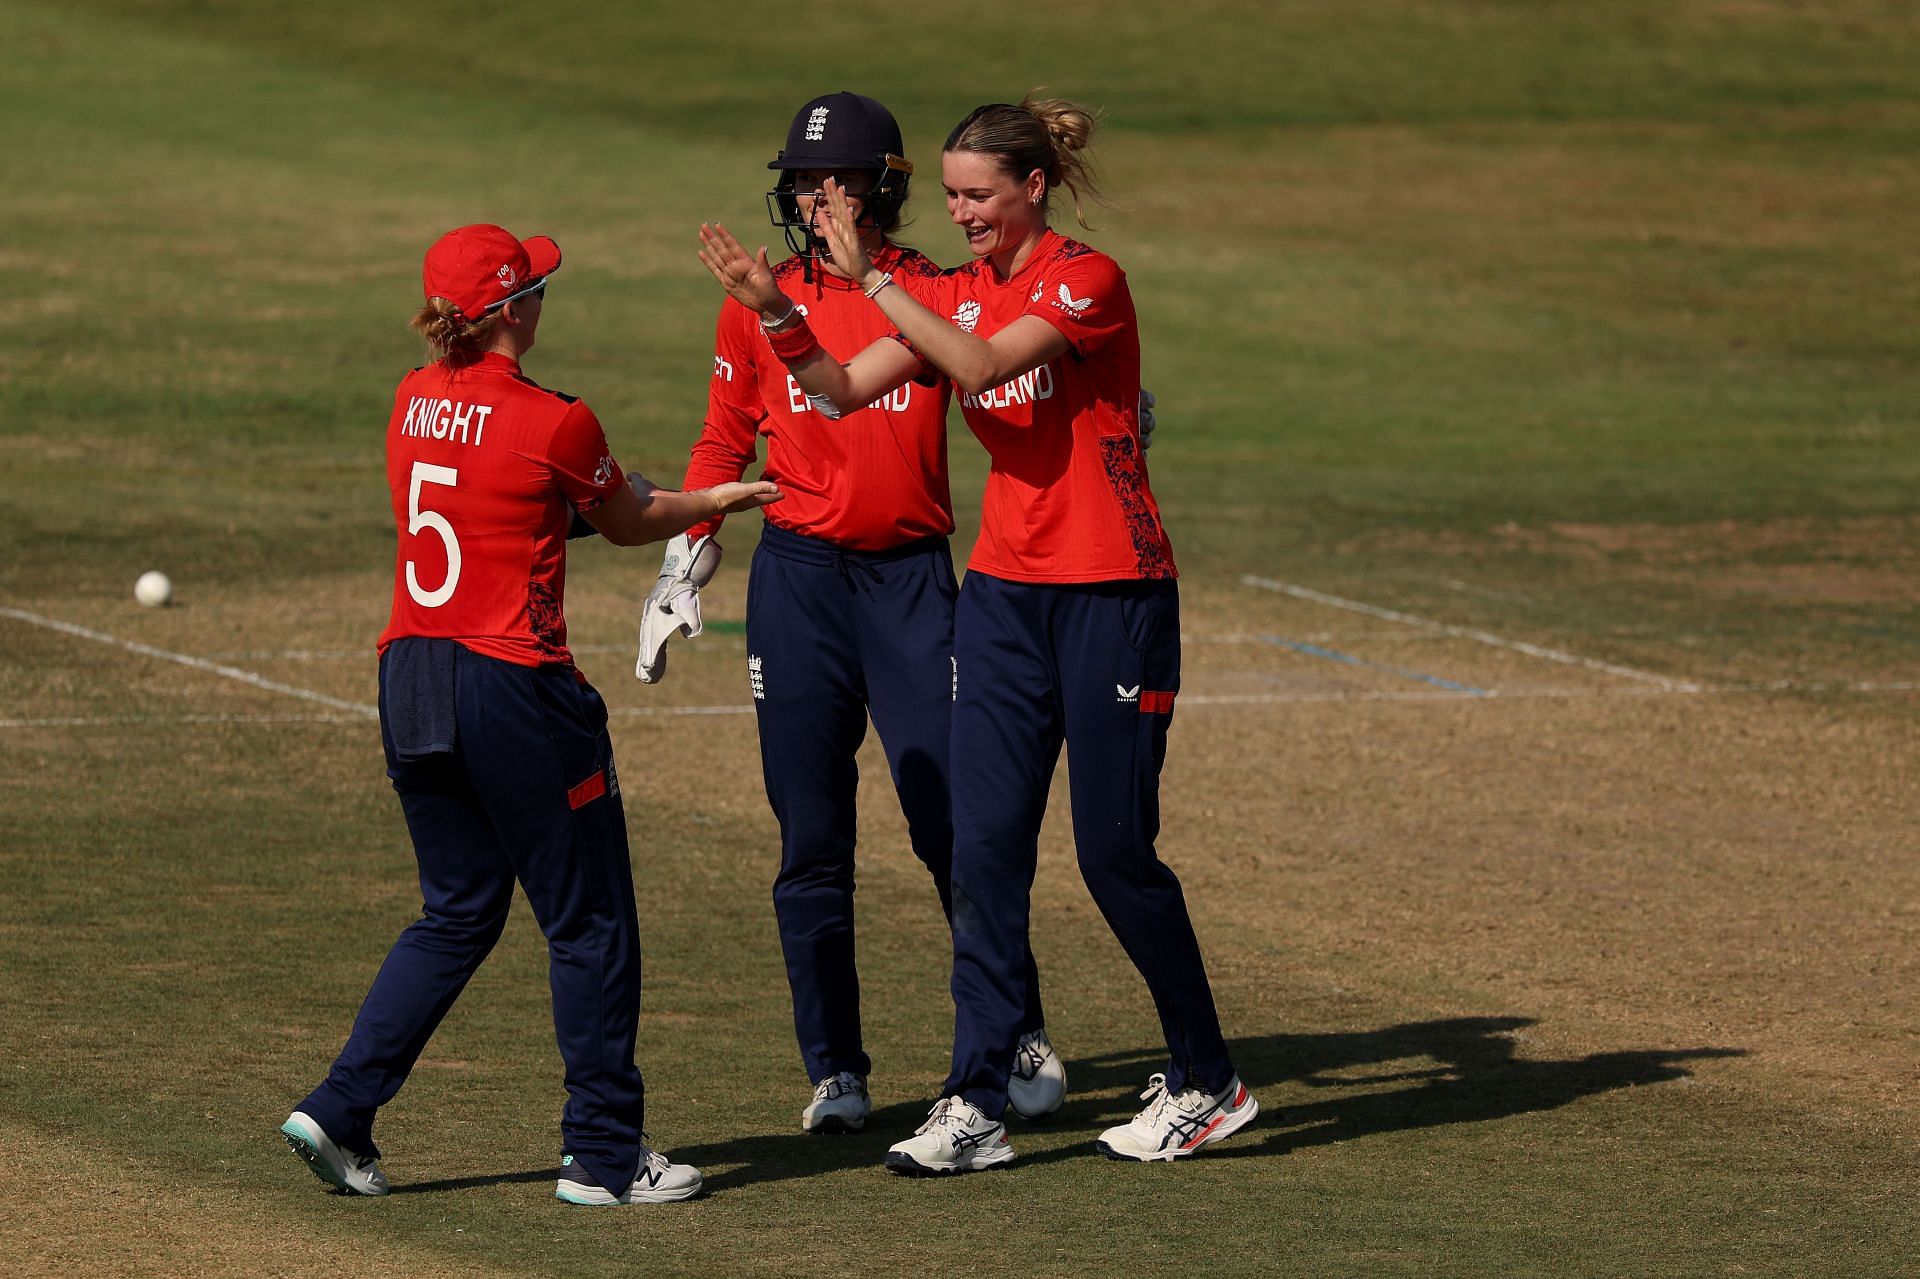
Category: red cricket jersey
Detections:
[
  {"x1": 377, "y1": 352, "x2": 627, "y2": 668},
  {"x1": 682, "y1": 243, "x2": 953, "y2": 550},
  {"x1": 918, "y1": 230, "x2": 1175, "y2": 583}
]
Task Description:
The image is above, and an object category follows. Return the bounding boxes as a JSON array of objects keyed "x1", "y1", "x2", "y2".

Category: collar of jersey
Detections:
[
  {"x1": 982, "y1": 227, "x2": 1060, "y2": 287},
  {"x1": 785, "y1": 241, "x2": 913, "y2": 291},
  {"x1": 467, "y1": 351, "x2": 523, "y2": 374}
]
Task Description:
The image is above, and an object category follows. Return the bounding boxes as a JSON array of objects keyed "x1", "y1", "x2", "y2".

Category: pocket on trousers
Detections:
[
  {"x1": 531, "y1": 667, "x2": 605, "y2": 780},
  {"x1": 1115, "y1": 585, "x2": 1157, "y2": 657},
  {"x1": 1115, "y1": 582, "x2": 1181, "y2": 684}
]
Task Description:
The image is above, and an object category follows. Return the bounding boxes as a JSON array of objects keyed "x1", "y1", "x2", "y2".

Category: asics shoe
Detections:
[
  {"x1": 280, "y1": 1110, "x2": 389, "y2": 1196},
  {"x1": 883, "y1": 1097, "x2": 1016, "y2": 1176},
  {"x1": 1006, "y1": 1027, "x2": 1067, "y2": 1119},
  {"x1": 1096, "y1": 1073, "x2": 1259, "y2": 1162},
  {"x1": 555, "y1": 1148, "x2": 704, "y2": 1204},
  {"x1": 801, "y1": 1071, "x2": 871, "y2": 1134}
]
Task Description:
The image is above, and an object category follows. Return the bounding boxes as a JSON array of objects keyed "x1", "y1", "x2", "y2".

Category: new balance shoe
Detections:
[
  {"x1": 555, "y1": 1148, "x2": 704, "y2": 1204},
  {"x1": 883, "y1": 1097, "x2": 1016, "y2": 1176},
  {"x1": 1096, "y1": 1073, "x2": 1259, "y2": 1162},
  {"x1": 280, "y1": 1110, "x2": 389, "y2": 1196},
  {"x1": 1006, "y1": 1027, "x2": 1067, "y2": 1119},
  {"x1": 801, "y1": 1071, "x2": 871, "y2": 1134}
]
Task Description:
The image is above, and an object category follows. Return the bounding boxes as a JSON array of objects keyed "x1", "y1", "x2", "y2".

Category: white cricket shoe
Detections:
[
  {"x1": 1006, "y1": 1027, "x2": 1067, "y2": 1119},
  {"x1": 555, "y1": 1148, "x2": 704, "y2": 1204},
  {"x1": 1096, "y1": 1073, "x2": 1259, "y2": 1162},
  {"x1": 883, "y1": 1097, "x2": 1016, "y2": 1176},
  {"x1": 801, "y1": 1071, "x2": 871, "y2": 1133},
  {"x1": 280, "y1": 1110, "x2": 389, "y2": 1196}
]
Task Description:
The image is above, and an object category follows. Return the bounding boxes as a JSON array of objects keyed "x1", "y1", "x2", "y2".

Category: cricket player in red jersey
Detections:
[
  {"x1": 281, "y1": 224, "x2": 778, "y2": 1206},
  {"x1": 646, "y1": 93, "x2": 1059, "y2": 1136},
  {"x1": 699, "y1": 95, "x2": 1257, "y2": 1174}
]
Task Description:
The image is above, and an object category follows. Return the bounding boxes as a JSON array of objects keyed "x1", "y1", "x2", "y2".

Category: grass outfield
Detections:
[{"x1": 2, "y1": 2, "x2": 1916, "y2": 1276}]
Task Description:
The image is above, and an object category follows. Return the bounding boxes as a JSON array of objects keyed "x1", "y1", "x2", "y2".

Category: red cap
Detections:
[{"x1": 421, "y1": 225, "x2": 563, "y2": 323}]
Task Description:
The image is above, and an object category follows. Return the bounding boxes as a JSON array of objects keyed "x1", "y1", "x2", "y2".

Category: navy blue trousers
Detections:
[
  {"x1": 297, "y1": 646, "x2": 647, "y2": 1199},
  {"x1": 945, "y1": 573, "x2": 1233, "y2": 1118},
  {"x1": 748, "y1": 524, "x2": 1042, "y2": 1084}
]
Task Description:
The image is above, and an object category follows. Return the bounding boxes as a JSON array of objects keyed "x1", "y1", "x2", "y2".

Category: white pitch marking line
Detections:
[
  {"x1": 0, "y1": 713, "x2": 373, "y2": 728},
  {"x1": 0, "y1": 607, "x2": 379, "y2": 719},
  {"x1": 1187, "y1": 631, "x2": 1432, "y2": 646},
  {"x1": 1186, "y1": 679, "x2": 1918, "y2": 706},
  {"x1": 1240, "y1": 575, "x2": 1701, "y2": 692}
]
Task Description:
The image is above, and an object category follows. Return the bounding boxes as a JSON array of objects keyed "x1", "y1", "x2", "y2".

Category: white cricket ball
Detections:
[{"x1": 134, "y1": 570, "x2": 173, "y2": 608}]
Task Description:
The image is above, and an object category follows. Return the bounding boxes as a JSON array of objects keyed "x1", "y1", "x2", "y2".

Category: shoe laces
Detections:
[
  {"x1": 1136, "y1": 1072, "x2": 1175, "y2": 1125},
  {"x1": 814, "y1": 1071, "x2": 863, "y2": 1102},
  {"x1": 917, "y1": 1096, "x2": 975, "y2": 1135},
  {"x1": 634, "y1": 1136, "x2": 679, "y2": 1177},
  {"x1": 1139, "y1": 1073, "x2": 1217, "y2": 1123}
]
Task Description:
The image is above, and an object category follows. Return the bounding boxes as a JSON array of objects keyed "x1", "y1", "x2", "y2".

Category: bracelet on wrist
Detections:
[
  {"x1": 862, "y1": 271, "x2": 895, "y2": 299},
  {"x1": 760, "y1": 300, "x2": 800, "y2": 331}
]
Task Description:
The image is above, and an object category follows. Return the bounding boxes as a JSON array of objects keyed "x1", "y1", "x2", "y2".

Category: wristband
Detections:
[
  {"x1": 862, "y1": 271, "x2": 895, "y2": 299},
  {"x1": 765, "y1": 313, "x2": 822, "y2": 364}
]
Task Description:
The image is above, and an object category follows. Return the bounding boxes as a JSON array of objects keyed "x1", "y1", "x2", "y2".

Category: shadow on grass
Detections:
[
  {"x1": 669, "y1": 1016, "x2": 1744, "y2": 1191},
  {"x1": 388, "y1": 1168, "x2": 555, "y2": 1195}
]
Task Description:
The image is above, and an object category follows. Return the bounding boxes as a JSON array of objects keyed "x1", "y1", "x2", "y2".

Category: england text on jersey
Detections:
[
  {"x1": 959, "y1": 366, "x2": 1055, "y2": 412},
  {"x1": 680, "y1": 242, "x2": 955, "y2": 551},
  {"x1": 784, "y1": 375, "x2": 917, "y2": 415},
  {"x1": 915, "y1": 229, "x2": 1176, "y2": 582}
]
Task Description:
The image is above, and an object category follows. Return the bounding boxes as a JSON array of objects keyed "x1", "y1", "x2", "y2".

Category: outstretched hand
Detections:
[
  {"x1": 819, "y1": 179, "x2": 877, "y2": 286},
  {"x1": 707, "y1": 479, "x2": 783, "y2": 514},
  {"x1": 697, "y1": 223, "x2": 788, "y2": 316}
]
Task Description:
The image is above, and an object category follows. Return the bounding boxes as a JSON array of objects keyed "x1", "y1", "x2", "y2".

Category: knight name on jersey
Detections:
[
  {"x1": 784, "y1": 376, "x2": 914, "y2": 415},
  {"x1": 398, "y1": 396, "x2": 494, "y2": 446},
  {"x1": 960, "y1": 364, "x2": 1056, "y2": 412}
]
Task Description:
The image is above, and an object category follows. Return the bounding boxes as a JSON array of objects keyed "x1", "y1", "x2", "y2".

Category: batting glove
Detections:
[
  {"x1": 1138, "y1": 388, "x2": 1157, "y2": 450},
  {"x1": 635, "y1": 534, "x2": 722, "y2": 684}
]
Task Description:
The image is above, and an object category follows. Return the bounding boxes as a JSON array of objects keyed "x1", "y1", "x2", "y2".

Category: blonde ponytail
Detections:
[
  {"x1": 1021, "y1": 94, "x2": 1105, "y2": 227},
  {"x1": 410, "y1": 297, "x2": 499, "y2": 369}
]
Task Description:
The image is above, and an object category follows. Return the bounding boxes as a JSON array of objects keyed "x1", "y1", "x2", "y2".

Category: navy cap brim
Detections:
[{"x1": 768, "y1": 152, "x2": 886, "y2": 170}]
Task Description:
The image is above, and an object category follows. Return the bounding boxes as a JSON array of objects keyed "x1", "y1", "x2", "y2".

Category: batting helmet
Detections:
[{"x1": 766, "y1": 92, "x2": 913, "y2": 259}]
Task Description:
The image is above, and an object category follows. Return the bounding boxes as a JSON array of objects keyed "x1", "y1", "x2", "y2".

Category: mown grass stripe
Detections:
[
  {"x1": 1241, "y1": 575, "x2": 1701, "y2": 692},
  {"x1": 0, "y1": 605, "x2": 379, "y2": 718}
]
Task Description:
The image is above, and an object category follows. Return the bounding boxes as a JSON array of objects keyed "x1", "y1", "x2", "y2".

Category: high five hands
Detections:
[
  {"x1": 816, "y1": 178, "x2": 876, "y2": 285},
  {"x1": 698, "y1": 179, "x2": 875, "y2": 308},
  {"x1": 697, "y1": 224, "x2": 787, "y2": 317}
]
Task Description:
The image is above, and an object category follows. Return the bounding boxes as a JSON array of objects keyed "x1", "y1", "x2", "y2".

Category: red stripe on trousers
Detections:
[{"x1": 567, "y1": 770, "x2": 607, "y2": 809}]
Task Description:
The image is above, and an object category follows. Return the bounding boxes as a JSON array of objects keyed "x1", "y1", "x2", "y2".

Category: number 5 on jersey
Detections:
[{"x1": 405, "y1": 461, "x2": 461, "y2": 608}]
